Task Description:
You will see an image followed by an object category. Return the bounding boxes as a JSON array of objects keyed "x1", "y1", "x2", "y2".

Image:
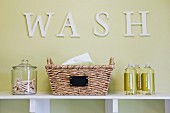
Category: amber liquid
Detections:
[{"x1": 124, "y1": 66, "x2": 137, "y2": 95}]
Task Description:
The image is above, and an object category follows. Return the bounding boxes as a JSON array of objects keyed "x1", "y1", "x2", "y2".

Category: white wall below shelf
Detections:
[{"x1": 0, "y1": 92, "x2": 169, "y2": 113}]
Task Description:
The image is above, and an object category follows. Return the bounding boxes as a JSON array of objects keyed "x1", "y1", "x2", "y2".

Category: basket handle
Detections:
[
  {"x1": 47, "y1": 58, "x2": 54, "y2": 65},
  {"x1": 109, "y1": 57, "x2": 114, "y2": 65}
]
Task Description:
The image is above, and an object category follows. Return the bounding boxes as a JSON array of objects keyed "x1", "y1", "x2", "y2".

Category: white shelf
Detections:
[
  {"x1": 0, "y1": 92, "x2": 170, "y2": 99},
  {"x1": 109, "y1": 93, "x2": 170, "y2": 100},
  {"x1": 0, "y1": 92, "x2": 170, "y2": 113},
  {"x1": 0, "y1": 92, "x2": 112, "y2": 99}
]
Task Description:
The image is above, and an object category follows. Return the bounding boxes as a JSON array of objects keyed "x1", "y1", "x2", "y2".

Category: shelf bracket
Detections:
[
  {"x1": 165, "y1": 99, "x2": 170, "y2": 113},
  {"x1": 29, "y1": 99, "x2": 50, "y2": 113},
  {"x1": 105, "y1": 99, "x2": 118, "y2": 113}
]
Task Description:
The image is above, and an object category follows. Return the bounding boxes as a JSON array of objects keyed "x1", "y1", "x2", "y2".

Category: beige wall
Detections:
[{"x1": 0, "y1": 0, "x2": 170, "y2": 113}]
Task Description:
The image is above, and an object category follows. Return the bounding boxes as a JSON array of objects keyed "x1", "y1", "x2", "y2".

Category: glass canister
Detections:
[
  {"x1": 141, "y1": 64, "x2": 155, "y2": 95},
  {"x1": 11, "y1": 60, "x2": 37, "y2": 95},
  {"x1": 134, "y1": 64, "x2": 142, "y2": 94},
  {"x1": 124, "y1": 64, "x2": 137, "y2": 95}
]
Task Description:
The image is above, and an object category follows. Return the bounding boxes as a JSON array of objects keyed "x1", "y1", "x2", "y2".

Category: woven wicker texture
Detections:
[{"x1": 45, "y1": 58, "x2": 115, "y2": 96}]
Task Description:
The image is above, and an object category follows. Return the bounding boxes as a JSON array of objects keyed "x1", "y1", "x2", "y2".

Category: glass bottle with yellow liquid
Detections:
[
  {"x1": 135, "y1": 64, "x2": 142, "y2": 94},
  {"x1": 124, "y1": 64, "x2": 137, "y2": 95},
  {"x1": 141, "y1": 64, "x2": 155, "y2": 95}
]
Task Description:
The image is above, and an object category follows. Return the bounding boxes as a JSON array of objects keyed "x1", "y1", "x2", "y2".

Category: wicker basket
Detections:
[{"x1": 45, "y1": 57, "x2": 115, "y2": 96}]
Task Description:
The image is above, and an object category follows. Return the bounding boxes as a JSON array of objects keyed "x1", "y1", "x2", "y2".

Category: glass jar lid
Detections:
[{"x1": 12, "y1": 59, "x2": 37, "y2": 69}]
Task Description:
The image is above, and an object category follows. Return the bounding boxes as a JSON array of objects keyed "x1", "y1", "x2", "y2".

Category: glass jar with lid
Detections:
[{"x1": 11, "y1": 59, "x2": 37, "y2": 95}]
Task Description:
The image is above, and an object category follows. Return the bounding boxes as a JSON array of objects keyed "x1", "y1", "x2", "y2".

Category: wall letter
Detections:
[
  {"x1": 94, "y1": 12, "x2": 109, "y2": 37},
  {"x1": 57, "y1": 12, "x2": 80, "y2": 38},
  {"x1": 123, "y1": 11, "x2": 150, "y2": 37},
  {"x1": 24, "y1": 13, "x2": 54, "y2": 38}
]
